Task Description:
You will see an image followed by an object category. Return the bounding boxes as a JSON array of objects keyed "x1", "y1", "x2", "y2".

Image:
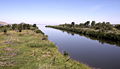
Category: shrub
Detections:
[
  {"x1": 19, "y1": 29, "x2": 22, "y2": 32},
  {"x1": 63, "y1": 51, "x2": 69, "y2": 56},
  {"x1": 30, "y1": 27, "x2": 36, "y2": 30},
  {"x1": 35, "y1": 29, "x2": 44, "y2": 34},
  {"x1": 42, "y1": 35, "x2": 48, "y2": 40},
  {"x1": 33, "y1": 24, "x2": 37, "y2": 27},
  {"x1": 115, "y1": 24, "x2": 120, "y2": 30},
  {"x1": 3, "y1": 29, "x2": 7, "y2": 34}
]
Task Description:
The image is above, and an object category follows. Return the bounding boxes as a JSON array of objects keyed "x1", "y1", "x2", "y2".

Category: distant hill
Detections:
[{"x1": 0, "y1": 21, "x2": 8, "y2": 26}]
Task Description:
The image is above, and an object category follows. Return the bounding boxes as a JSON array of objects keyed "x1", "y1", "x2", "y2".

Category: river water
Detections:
[{"x1": 38, "y1": 25, "x2": 120, "y2": 69}]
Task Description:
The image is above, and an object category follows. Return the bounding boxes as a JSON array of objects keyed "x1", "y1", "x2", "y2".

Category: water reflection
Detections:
[
  {"x1": 38, "y1": 25, "x2": 120, "y2": 69},
  {"x1": 58, "y1": 28, "x2": 120, "y2": 47}
]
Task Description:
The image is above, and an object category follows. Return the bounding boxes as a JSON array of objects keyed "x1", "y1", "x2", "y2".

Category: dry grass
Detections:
[{"x1": 0, "y1": 30, "x2": 91, "y2": 69}]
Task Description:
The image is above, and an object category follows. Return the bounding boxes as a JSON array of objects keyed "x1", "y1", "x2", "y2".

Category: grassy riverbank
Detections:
[
  {"x1": 0, "y1": 24, "x2": 91, "y2": 69},
  {"x1": 46, "y1": 22, "x2": 120, "y2": 46}
]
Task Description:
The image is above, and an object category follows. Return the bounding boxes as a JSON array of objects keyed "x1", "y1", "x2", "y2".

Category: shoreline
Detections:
[
  {"x1": 0, "y1": 24, "x2": 91, "y2": 69},
  {"x1": 46, "y1": 25, "x2": 120, "y2": 46}
]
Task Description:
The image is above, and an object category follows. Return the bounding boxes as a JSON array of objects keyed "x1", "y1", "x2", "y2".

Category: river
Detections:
[{"x1": 38, "y1": 25, "x2": 120, "y2": 69}]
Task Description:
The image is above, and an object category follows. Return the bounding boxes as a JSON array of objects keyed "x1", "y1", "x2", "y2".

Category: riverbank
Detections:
[
  {"x1": 0, "y1": 24, "x2": 91, "y2": 69},
  {"x1": 46, "y1": 25, "x2": 120, "y2": 46}
]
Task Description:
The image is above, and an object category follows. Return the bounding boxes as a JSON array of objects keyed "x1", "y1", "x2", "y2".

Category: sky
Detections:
[{"x1": 0, "y1": 0, "x2": 120, "y2": 24}]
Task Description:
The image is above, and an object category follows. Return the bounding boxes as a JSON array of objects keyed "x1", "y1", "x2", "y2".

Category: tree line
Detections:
[
  {"x1": 0, "y1": 23, "x2": 44, "y2": 35},
  {"x1": 46, "y1": 21, "x2": 120, "y2": 43},
  {"x1": 61, "y1": 21, "x2": 120, "y2": 31}
]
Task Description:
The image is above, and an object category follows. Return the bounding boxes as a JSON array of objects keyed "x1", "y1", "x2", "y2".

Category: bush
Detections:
[
  {"x1": 19, "y1": 29, "x2": 22, "y2": 32},
  {"x1": 63, "y1": 51, "x2": 69, "y2": 56},
  {"x1": 115, "y1": 24, "x2": 120, "y2": 30},
  {"x1": 46, "y1": 25, "x2": 120, "y2": 42},
  {"x1": 42, "y1": 35, "x2": 48, "y2": 40},
  {"x1": 35, "y1": 29, "x2": 44, "y2": 34},
  {"x1": 3, "y1": 29, "x2": 7, "y2": 34},
  {"x1": 30, "y1": 27, "x2": 36, "y2": 30},
  {"x1": 33, "y1": 24, "x2": 37, "y2": 27}
]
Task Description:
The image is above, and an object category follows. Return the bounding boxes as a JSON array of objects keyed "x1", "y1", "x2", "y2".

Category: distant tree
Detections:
[
  {"x1": 71, "y1": 22, "x2": 75, "y2": 27},
  {"x1": 115, "y1": 24, "x2": 120, "y2": 30},
  {"x1": 102, "y1": 22, "x2": 106, "y2": 26},
  {"x1": 84, "y1": 21, "x2": 90, "y2": 27},
  {"x1": 12, "y1": 24, "x2": 17, "y2": 30},
  {"x1": 26, "y1": 24, "x2": 30, "y2": 29},
  {"x1": 18, "y1": 24, "x2": 23, "y2": 31},
  {"x1": 6, "y1": 25, "x2": 11, "y2": 28},
  {"x1": 79, "y1": 23, "x2": 85, "y2": 28},
  {"x1": 23, "y1": 24, "x2": 26, "y2": 30},
  {"x1": 106, "y1": 22, "x2": 110, "y2": 25},
  {"x1": 94, "y1": 22, "x2": 101, "y2": 29},
  {"x1": 33, "y1": 24, "x2": 37, "y2": 27},
  {"x1": 91, "y1": 21, "x2": 95, "y2": 26}
]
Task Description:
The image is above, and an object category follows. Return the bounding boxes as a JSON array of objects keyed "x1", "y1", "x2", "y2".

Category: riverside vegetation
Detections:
[
  {"x1": 0, "y1": 23, "x2": 91, "y2": 69},
  {"x1": 46, "y1": 21, "x2": 120, "y2": 46}
]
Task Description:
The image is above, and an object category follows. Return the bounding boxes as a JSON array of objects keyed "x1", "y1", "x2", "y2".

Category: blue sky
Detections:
[{"x1": 0, "y1": 0, "x2": 120, "y2": 24}]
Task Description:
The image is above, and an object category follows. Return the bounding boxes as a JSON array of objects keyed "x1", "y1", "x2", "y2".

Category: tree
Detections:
[
  {"x1": 102, "y1": 22, "x2": 106, "y2": 26},
  {"x1": 6, "y1": 25, "x2": 11, "y2": 28},
  {"x1": 33, "y1": 24, "x2": 37, "y2": 27},
  {"x1": 18, "y1": 24, "x2": 23, "y2": 31},
  {"x1": 23, "y1": 24, "x2": 27, "y2": 30},
  {"x1": 12, "y1": 24, "x2": 17, "y2": 30},
  {"x1": 71, "y1": 22, "x2": 75, "y2": 26},
  {"x1": 106, "y1": 22, "x2": 110, "y2": 25},
  {"x1": 91, "y1": 21, "x2": 95, "y2": 26},
  {"x1": 79, "y1": 23, "x2": 84, "y2": 28},
  {"x1": 26, "y1": 24, "x2": 30, "y2": 29},
  {"x1": 115, "y1": 24, "x2": 120, "y2": 30},
  {"x1": 84, "y1": 21, "x2": 90, "y2": 27}
]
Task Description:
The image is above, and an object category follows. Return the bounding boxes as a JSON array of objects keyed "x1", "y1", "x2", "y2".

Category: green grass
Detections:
[{"x1": 0, "y1": 30, "x2": 91, "y2": 69}]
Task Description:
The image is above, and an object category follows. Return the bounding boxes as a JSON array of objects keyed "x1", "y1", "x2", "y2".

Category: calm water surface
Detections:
[{"x1": 38, "y1": 25, "x2": 120, "y2": 69}]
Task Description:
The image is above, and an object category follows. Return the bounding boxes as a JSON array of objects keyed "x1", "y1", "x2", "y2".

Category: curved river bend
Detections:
[{"x1": 38, "y1": 25, "x2": 120, "y2": 69}]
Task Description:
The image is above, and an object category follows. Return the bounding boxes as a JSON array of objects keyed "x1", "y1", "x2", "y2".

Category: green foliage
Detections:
[
  {"x1": 0, "y1": 23, "x2": 41, "y2": 34},
  {"x1": 12, "y1": 24, "x2": 17, "y2": 30},
  {"x1": 42, "y1": 35, "x2": 48, "y2": 40},
  {"x1": 19, "y1": 28, "x2": 22, "y2": 32},
  {"x1": 84, "y1": 21, "x2": 90, "y2": 27},
  {"x1": 6, "y1": 24, "x2": 11, "y2": 28},
  {"x1": 35, "y1": 29, "x2": 44, "y2": 35},
  {"x1": 11, "y1": 23, "x2": 34, "y2": 31},
  {"x1": 3, "y1": 29, "x2": 7, "y2": 34},
  {"x1": 27, "y1": 42, "x2": 45, "y2": 47},
  {"x1": 33, "y1": 24, "x2": 36, "y2": 27},
  {"x1": 115, "y1": 24, "x2": 120, "y2": 30},
  {"x1": 18, "y1": 24, "x2": 23, "y2": 31},
  {"x1": 46, "y1": 21, "x2": 120, "y2": 43},
  {"x1": 71, "y1": 22, "x2": 75, "y2": 26},
  {"x1": 63, "y1": 51, "x2": 69, "y2": 56},
  {"x1": 94, "y1": 22, "x2": 113, "y2": 30},
  {"x1": 91, "y1": 21, "x2": 95, "y2": 26},
  {"x1": 0, "y1": 30, "x2": 90, "y2": 69},
  {"x1": 30, "y1": 27, "x2": 36, "y2": 30},
  {"x1": 23, "y1": 24, "x2": 30, "y2": 30}
]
